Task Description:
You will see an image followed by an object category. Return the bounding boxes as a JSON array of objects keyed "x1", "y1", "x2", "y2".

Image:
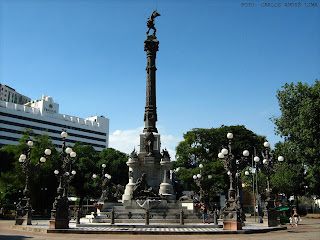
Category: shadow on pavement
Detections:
[{"x1": 0, "y1": 236, "x2": 32, "y2": 240}]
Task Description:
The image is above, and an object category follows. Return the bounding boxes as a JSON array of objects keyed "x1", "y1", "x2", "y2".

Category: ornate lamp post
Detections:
[
  {"x1": 15, "y1": 140, "x2": 51, "y2": 225},
  {"x1": 92, "y1": 164, "x2": 112, "y2": 203},
  {"x1": 192, "y1": 164, "x2": 212, "y2": 205},
  {"x1": 49, "y1": 131, "x2": 77, "y2": 229},
  {"x1": 218, "y1": 132, "x2": 249, "y2": 230},
  {"x1": 254, "y1": 141, "x2": 284, "y2": 227},
  {"x1": 193, "y1": 163, "x2": 203, "y2": 203}
]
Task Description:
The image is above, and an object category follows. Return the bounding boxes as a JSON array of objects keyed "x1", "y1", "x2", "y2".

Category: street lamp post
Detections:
[
  {"x1": 193, "y1": 163, "x2": 203, "y2": 202},
  {"x1": 49, "y1": 131, "x2": 77, "y2": 229},
  {"x1": 15, "y1": 140, "x2": 51, "y2": 225},
  {"x1": 254, "y1": 141, "x2": 284, "y2": 227},
  {"x1": 192, "y1": 163, "x2": 212, "y2": 205},
  {"x1": 92, "y1": 164, "x2": 112, "y2": 203},
  {"x1": 218, "y1": 132, "x2": 249, "y2": 230}
]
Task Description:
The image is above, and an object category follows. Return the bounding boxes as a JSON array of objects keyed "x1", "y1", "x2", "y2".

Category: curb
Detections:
[
  {"x1": 10, "y1": 224, "x2": 48, "y2": 233},
  {"x1": 11, "y1": 224, "x2": 287, "y2": 235}
]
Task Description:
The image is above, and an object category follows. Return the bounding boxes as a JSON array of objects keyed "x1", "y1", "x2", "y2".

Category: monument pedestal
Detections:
[
  {"x1": 49, "y1": 195, "x2": 70, "y2": 229},
  {"x1": 159, "y1": 159, "x2": 175, "y2": 199},
  {"x1": 49, "y1": 219, "x2": 69, "y2": 229},
  {"x1": 263, "y1": 208, "x2": 279, "y2": 227},
  {"x1": 122, "y1": 179, "x2": 136, "y2": 203},
  {"x1": 222, "y1": 210, "x2": 242, "y2": 230},
  {"x1": 223, "y1": 220, "x2": 242, "y2": 230},
  {"x1": 159, "y1": 182, "x2": 175, "y2": 200},
  {"x1": 222, "y1": 191, "x2": 242, "y2": 231},
  {"x1": 15, "y1": 198, "x2": 32, "y2": 225},
  {"x1": 263, "y1": 199, "x2": 279, "y2": 227},
  {"x1": 15, "y1": 211, "x2": 32, "y2": 225}
]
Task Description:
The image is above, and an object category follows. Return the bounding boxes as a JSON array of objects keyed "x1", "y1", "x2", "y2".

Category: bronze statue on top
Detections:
[{"x1": 146, "y1": 10, "x2": 160, "y2": 36}]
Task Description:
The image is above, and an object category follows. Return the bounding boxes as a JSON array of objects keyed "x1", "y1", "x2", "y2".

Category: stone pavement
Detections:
[{"x1": 1, "y1": 217, "x2": 320, "y2": 240}]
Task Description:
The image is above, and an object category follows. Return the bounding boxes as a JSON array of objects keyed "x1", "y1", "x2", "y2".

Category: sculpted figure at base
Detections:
[
  {"x1": 145, "y1": 132, "x2": 155, "y2": 156},
  {"x1": 132, "y1": 173, "x2": 160, "y2": 199},
  {"x1": 161, "y1": 148, "x2": 170, "y2": 161}
]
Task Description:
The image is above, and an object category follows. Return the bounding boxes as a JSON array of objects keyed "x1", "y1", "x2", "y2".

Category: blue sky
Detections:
[{"x1": 1, "y1": 0, "x2": 319, "y2": 159}]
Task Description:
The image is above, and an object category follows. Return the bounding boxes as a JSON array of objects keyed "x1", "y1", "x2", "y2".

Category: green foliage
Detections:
[
  {"x1": 242, "y1": 168, "x2": 267, "y2": 197},
  {"x1": 271, "y1": 163, "x2": 304, "y2": 198},
  {"x1": 0, "y1": 130, "x2": 58, "y2": 213},
  {"x1": 0, "y1": 131, "x2": 129, "y2": 212},
  {"x1": 175, "y1": 125, "x2": 265, "y2": 168},
  {"x1": 97, "y1": 148, "x2": 128, "y2": 186},
  {"x1": 270, "y1": 141, "x2": 306, "y2": 198},
  {"x1": 69, "y1": 143, "x2": 100, "y2": 204},
  {"x1": 174, "y1": 125, "x2": 266, "y2": 197},
  {"x1": 272, "y1": 80, "x2": 320, "y2": 196}
]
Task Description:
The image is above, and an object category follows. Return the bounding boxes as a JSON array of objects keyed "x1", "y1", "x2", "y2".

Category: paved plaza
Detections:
[{"x1": 1, "y1": 216, "x2": 320, "y2": 240}]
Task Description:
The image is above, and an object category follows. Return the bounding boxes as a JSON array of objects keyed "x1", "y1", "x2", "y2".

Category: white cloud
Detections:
[
  {"x1": 109, "y1": 127, "x2": 142, "y2": 154},
  {"x1": 109, "y1": 126, "x2": 183, "y2": 160},
  {"x1": 160, "y1": 133, "x2": 183, "y2": 160}
]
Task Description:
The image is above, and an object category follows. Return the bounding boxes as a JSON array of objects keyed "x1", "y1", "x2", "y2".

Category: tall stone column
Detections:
[
  {"x1": 143, "y1": 35, "x2": 159, "y2": 134},
  {"x1": 122, "y1": 10, "x2": 175, "y2": 203}
]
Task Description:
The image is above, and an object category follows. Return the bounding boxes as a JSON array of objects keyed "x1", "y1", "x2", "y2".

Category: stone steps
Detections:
[
  {"x1": 92, "y1": 218, "x2": 204, "y2": 224},
  {"x1": 96, "y1": 211, "x2": 201, "y2": 219},
  {"x1": 90, "y1": 201, "x2": 202, "y2": 223}
]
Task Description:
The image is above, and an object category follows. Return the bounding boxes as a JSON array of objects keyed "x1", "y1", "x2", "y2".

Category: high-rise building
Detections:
[
  {"x1": 0, "y1": 95, "x2": 109, "y2": 151},
  {"x1": 0, "y1": 84, "x2": 31, "y2": 105}
]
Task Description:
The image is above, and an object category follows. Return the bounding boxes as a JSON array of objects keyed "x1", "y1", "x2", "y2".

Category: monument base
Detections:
[
  {"x1": 263, "y1": 209, "x2": 279, "y2": 227},
  {"x1": 15, "y1": 216, "x2": 32, "y2": 225},
  {"x1": 223, "y1": 220, "x2": 242, "y2": 230},
  {"x1": 122, "y1": 182, "x2": 136, "y2": 203},
  {"x1": 222, "y1": 206, "x2": 243, "y2": 231},
  {"x1": 263, "y1": 201, "x2": 279, "y2": 227},
  {"x1": 159, "y1": 182, "x2": 175, "y2": 200},
  {"x1": 49, "y1": 219, "x2": 69, "y2": 229},
  {"x1": 263, "y1": 218, "x2": 279, "y2": 227}
]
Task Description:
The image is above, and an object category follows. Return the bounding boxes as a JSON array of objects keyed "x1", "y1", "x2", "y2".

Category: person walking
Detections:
[
  {"x1": 201, "y1": 204, "x2": 210, "y2": 224},
  {"x1": 290, "y1": 208, "x2": 301, "y2": 227}
]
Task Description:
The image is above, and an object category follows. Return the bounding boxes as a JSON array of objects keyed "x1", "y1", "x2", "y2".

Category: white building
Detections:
[
  {"x1": 0, "y1": 84, "x2": 31, "y2": 105},
  {"x1": 0, "y1": 95, "x2": 109, "y2": 151}
]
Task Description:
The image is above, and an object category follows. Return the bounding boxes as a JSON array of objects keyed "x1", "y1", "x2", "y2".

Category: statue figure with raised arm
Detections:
[{"x1": 146, "y1": 10, "x2": 161, "y2": 36}]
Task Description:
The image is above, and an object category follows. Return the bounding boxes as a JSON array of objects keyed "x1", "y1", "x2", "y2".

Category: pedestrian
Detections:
[
  {"x1": 201, "y1": 204, "x2": 210, "y2": 224},
  {"x1": 290, "y1": 208, "x2": 301, "y2": 227},
  {"x1": 193, "y1": 192, "x2": 200, "y2": 203}
]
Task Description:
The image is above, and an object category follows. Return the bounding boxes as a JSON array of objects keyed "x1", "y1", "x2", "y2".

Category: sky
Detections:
[{"x1": 1, "y1": 0, "x2": 319, "y2": 159}]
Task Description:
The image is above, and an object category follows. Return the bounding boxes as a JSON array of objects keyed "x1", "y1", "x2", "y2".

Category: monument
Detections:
[
  {"x1": 122, "y1": 10, "x2": 175, "y2": 203},
  {"x1": 90, "y1": 12, "x2": 215, "y2": 224}
]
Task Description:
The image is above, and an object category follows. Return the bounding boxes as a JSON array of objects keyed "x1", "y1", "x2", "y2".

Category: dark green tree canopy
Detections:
[
  {"x1": 70, "y1": 143, "x2": 101, "y2": 204},
  {"x1": 0, "y1": 131, "x2": 129, "y2": 212},
  {"x1": 175, "y1": 125, "x2": 266, "y2": 168},
  {"x1": 174, "y1": 125, "x2": 266, "y2": 197},
  {"x1": 0, "y1": 130, "x2": 58, "y2": 212},
  {"x1": 97, "y1": 148, "x2": 128, "y2": 186},
  {"x1": 271, "y1": 80, "x2": 320, "y2": 196}
]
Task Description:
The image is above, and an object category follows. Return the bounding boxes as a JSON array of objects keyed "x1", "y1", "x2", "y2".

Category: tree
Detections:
[
  {"x1": 271, "y1": 80, "x2": 320, "y2": 196},
  {"x1": 69, "y1": 143, "x2": 100, "y2": 208},
  {"x1": 271, "y1": 141, "x2": 305, "y2": 199},
  {"x1": 0, "y1": 130, "x2": 58, "y2": 214},
  {"x1": 0, "y1": 131, "x2": 129, "y2": 215},
  {"x1": 97, "y1": 148, "x2": 128, "y2": 187},
  {"x1": 174, "y1": 125, "x2": 266, "y2": 202},
  {"x1": 69, "y1": 146, "x2": 128, "y2": 208}
]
